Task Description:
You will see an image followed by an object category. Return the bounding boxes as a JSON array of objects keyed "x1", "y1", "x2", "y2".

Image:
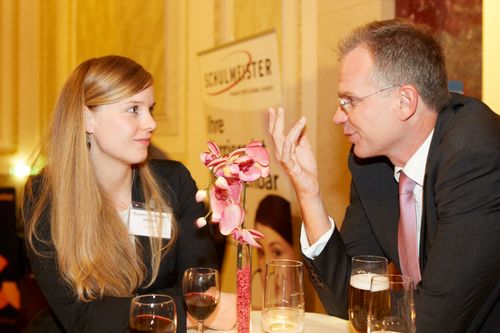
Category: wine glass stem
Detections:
[{"x1": 197, "y1": 320, "x2": 204, "y2": 333}]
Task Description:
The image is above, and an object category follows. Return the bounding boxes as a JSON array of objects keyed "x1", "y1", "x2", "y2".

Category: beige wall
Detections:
[
  {"x1": 0, "y1": 0, "x2": 42, "y2": 193},
  {"x1": 483, "y1": 0, "x2": 500, "y2": 114},
  {"x1": 316, "y1": 0, "x2": 395, "y2": 227}
]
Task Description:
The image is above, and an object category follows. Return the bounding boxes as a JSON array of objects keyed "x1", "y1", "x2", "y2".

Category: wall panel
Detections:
[
  {"x1": 73, "y1": 0, "x2": 187, "y2": 158},
  {"x1": 0, "y1": 0, "x2": 19, "y2": 157}
]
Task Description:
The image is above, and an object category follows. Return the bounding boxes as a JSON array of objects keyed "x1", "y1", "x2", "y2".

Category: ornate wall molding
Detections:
[
  {"x1": 296, "y1": 0, "x2": 302, "y2": 121},
  {"x1": 152, "y1": 0, "x2": 189, "y2": 156},
  {"x1": 71, "y1": 0, "x2": 186, "y2": 156},
  {"x1": 0, "y1": 0, "x2": 19, "y2": 155},
  {"x1": 38, "y1": 0, "x2": 77, "y2": 137}
]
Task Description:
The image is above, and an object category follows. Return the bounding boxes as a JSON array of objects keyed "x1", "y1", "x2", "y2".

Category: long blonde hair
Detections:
[{"x1": 24, "y1": 55, "x2": 177, "y2": 301}]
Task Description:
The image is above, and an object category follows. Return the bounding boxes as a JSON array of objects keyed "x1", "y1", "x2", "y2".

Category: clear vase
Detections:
[{"x1": 236, "y1": 242, "x2": 252, "y2": 333}]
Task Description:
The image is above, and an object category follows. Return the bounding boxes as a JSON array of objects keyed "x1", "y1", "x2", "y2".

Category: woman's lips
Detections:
[{"x1": 136, "y1": 138, "x2": 151, "y2": 146}]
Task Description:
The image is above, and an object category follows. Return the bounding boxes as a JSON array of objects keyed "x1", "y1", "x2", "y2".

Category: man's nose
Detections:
[{"x1": 333, "y1": 106, "x2": 348, "y2": 125}]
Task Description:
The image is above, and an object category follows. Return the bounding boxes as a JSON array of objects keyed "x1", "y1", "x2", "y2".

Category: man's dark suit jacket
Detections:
[
  {"x1": 25, "y1": 160, "x2": 218, "y2": 333},
  {"x1": 304, "y1": 93, "x2": 500, "y2": 332}
]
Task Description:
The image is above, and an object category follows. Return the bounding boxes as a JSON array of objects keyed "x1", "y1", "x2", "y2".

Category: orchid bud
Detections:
[
  {"x1": 195, "y1": 189, "x2": 208, "y2": 203},
  {"x1": 195, "y1": 217, "x2": 207, "y2": 228}
]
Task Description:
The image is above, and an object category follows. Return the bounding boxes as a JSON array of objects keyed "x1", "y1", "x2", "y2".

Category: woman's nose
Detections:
[{"x1": 143, "y1": 112, "x2": 157, "y2": 132}]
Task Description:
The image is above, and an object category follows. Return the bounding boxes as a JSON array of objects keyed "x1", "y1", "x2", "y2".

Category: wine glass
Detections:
[
  {"x1": 368, "y1": 274, "x2": 416, "y2": 333},
  {"x1": 348, "y1": 255, "x2": 389, "y2": 333},
  {"x1": 129, "y1": 294, "x2": 177, "y2": 333},
  {"x1": 182, "y1": 267, "x2": 220, "y2": 333},
  {"x1": 262, "y1": 259, "x2": 305, "y2": 333}
]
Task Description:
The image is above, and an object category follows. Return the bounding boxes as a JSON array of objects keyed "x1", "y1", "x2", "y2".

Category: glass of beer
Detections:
[
  {"x1": 262, "y1": 259, "x2": 305, "y2": 333},
  {"x1": 348, "y1": 255, "x2": 388, "y2": 333},
  {"x1": 368, "y1": 274, "x2": 415, "y2": 333}
]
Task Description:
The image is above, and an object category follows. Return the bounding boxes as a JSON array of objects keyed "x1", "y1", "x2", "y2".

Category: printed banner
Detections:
[
  {"x1": 197, "y1": 30, "x2": 288, "y2": 217},
  {"x1": 198, "y1": 31, "x2": 294, "y2": 305},
  {"x1": 199, "y1": 30, "x2": 282, "y2": 111}
]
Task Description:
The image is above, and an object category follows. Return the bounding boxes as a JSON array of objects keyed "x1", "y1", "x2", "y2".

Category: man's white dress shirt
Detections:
[{"x1": 301, "y1": 130, "x2": 434, "y2": 259}]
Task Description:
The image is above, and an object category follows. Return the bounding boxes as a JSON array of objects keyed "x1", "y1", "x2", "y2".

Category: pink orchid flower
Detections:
[
  {"x1": 246, "y1": 140, "x2": 270, "y2": 177},
  {"x1": 200, "y1": 141, "x2": 221, "y2": 166},
  {"x1": 230, "y1": 155, "x2": 266, "y2": 181},
  {"x1": 208, "y1": 176, "x2": 243, "y2": 223},
  {"x1": 220, "y1": 204, "x2": 245, "y2": 235},
  {"x1": 226, "y1": 141, "x2": 270, "y2": 181},
  {"x1": 246, "y1": 140, "x2": 270, "y2": 164},
  {"x1": 197, "y1": 140, "x2": 269, "y2": 248},
  {"x1": 232, "y1": 228, "x2": 264, "y2": 248},
  {"x1": 207, "y1": 156, "x2": 228, "y2": 176}
]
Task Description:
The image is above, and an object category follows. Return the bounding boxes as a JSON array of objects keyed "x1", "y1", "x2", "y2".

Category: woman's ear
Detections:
[
  {"x1": 398, "y1": 85, "x2": 418, "y2": 121},
  {"x1": 85, "y1": 107, "x2": 94, "y2": 133}
]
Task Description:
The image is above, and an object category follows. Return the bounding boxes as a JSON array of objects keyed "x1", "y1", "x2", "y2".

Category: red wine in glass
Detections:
[
  {"x1": 185, "y1": 292, "x2": 218, "y2": 320},
  {"x1": 129, "y1": 314, "x2": 176, "y2": 333},
  {"x1": 182, "y1": 267, "x2": 220, "y2": 333},
  {"x1": 129, "y1": 294, "x2": 177, "y2": 333}
]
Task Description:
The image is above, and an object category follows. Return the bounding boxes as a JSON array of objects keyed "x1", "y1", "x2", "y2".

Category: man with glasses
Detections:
[{"x1": 268, "y1": 19, "x2": 499, "y2": 332}]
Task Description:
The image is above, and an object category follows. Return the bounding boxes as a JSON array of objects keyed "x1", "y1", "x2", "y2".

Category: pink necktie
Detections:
[{"x1": 398, "y1": 171, "x2": 421, "y2": 286}]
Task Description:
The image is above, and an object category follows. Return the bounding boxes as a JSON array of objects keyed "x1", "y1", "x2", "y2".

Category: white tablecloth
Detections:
[{"x1": 189, "y1": 311, "x2": 350, "y2": 332}]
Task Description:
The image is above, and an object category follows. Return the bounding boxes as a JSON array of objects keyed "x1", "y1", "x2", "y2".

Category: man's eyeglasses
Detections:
[{"x1": 338, "y1": 84, "x2": 401, "y2": 112}]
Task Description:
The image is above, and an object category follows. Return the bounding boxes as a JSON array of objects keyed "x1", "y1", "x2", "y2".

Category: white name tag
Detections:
[{"x1": 129, "y1": 206, "x2": 172, "y2": 239}]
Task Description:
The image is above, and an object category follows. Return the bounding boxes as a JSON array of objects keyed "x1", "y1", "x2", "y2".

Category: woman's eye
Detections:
[
  {"x1": 271, "y1": 248, "x2": 283, "y2": 258},
  {"x1": 127, "y1": 106, "x2": 139, "y2": 114},
  {"x1": 149, "y1": 105, "x2": 155, "y2": 114}
]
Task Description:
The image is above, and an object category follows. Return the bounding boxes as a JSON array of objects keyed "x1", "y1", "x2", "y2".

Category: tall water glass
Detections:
[
  {"x1": 368, "y1": 274, "x2": 416, "y2": 333},
  {"x1": 262, "y1": 259, "x2": 305, "y2": 333},
  {"x1": 349, "y1": 255, "x2": 389, "y2": 333},
  {"x1": 129, "y1": 294, "x2": 177, "y2": 333}
]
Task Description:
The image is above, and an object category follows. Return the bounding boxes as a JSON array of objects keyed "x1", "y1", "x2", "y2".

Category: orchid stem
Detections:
[{"x1": 241, "y1": 183, "x2": 247, "y2": 229}]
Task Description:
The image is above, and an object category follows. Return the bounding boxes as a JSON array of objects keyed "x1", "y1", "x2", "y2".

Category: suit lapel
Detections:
[{"x1": 351, "y1": 155, "x2": 400, "y2": 261}]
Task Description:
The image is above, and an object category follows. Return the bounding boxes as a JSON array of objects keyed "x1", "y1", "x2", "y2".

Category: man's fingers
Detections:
[
  {"x1": 267, "y1": 107, "x2": 285, "y2": 159},
  {"x1": 267, "y1": 107, "x2": 277, "y2": 134},
  {"x1": 298, "y1": 132, "x2": 310, "y2": 148},
  {"x1": 267, "y1": 106, "x2": 285, "y2": 136},
  {"x1": 286, "y1": 116, "x2": 307, "y2": 144},
  {"x1": 267, "y1": 107, "x2": 308, "y2": 174},
  {"x1": 281, "y1": 138, "x2": 293, "y2": 165}
]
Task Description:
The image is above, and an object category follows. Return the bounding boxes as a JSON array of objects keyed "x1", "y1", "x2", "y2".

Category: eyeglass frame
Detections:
[{"x1": 338, "y1": 83, "x2": 401, "y2": 112}]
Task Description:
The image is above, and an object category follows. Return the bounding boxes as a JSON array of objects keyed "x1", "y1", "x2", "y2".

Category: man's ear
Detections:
[
  {"x1": 398, "y1": 85, "x2": 418, "y2": 121},
  {"x1": 84, "y1": 107, "x2": 94, "y2": 133}
]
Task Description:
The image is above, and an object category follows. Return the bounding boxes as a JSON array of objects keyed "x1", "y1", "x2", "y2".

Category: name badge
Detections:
[{"x1": 129, "y1": 205, "x2": 172, "y2": 239}]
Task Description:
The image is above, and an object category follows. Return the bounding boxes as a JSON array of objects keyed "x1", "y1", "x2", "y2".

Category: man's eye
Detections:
[{"x1": 340, "y1": 97, "x2": 352, "y2": 106}]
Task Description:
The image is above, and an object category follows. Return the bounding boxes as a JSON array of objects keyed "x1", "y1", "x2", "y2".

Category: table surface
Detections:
[{"x1": 188, "y1": 311, "x2": 350, "y2": 332}]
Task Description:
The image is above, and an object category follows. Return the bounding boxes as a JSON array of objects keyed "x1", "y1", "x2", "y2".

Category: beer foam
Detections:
[{"x1": 350, "y1": 274, "x2": 389, "y2": 291}]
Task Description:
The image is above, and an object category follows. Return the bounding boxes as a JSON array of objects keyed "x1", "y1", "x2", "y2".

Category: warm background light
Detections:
[{"x1": 9, "y1": 162, "x2": 31, "y2": 178}]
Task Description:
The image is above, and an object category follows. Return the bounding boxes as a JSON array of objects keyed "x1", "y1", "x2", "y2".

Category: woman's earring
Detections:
[{"x1": 86, "y1": 133, "x2": 91, "y2": 149}]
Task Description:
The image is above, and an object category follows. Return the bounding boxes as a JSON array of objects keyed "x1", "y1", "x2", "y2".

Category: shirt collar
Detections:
[{"x1": 394, "y1": 130, "x2": 434, "y2": 186}]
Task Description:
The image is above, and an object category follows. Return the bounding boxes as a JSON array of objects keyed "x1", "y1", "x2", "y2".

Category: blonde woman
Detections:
[{"x1": 23, "y1": 55, "x2": 234, "y2": 332}]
